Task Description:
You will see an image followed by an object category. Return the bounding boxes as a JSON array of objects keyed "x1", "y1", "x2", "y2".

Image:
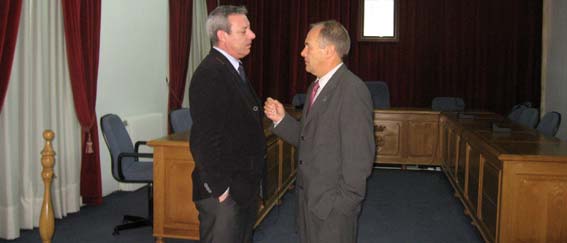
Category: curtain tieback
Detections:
[{"x1": 85, "y1": 131, "x2": 94, "y2": 154}]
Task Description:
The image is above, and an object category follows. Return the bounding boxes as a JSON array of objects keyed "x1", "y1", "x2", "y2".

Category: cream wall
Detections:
[
  {"x1": 96, "y1": 0, "x2": 168, "y2": 196},
  {"x1": 542, "y1": 0, "x2": 567, "y2": 140}
]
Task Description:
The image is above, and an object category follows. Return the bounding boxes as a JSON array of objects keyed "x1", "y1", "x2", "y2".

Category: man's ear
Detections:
[
  {"x1": 324, "y1": 45, "x2": 336, "y2": 57},
  {"x1": 216, "y1": 30, "x2": 226, "y2": 43}
]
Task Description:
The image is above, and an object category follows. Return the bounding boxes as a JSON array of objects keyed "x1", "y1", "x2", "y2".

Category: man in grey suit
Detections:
[{"x1": 264, "y1": 20, "x2": 375, "y2": 243}]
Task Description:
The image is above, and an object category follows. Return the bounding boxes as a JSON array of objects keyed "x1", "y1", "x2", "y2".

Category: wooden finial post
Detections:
[{"x1": 39, "y1": 130, "x2": 55, "y2": 243}]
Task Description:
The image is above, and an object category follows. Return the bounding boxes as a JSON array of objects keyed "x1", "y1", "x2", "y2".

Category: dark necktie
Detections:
[{"x1": 238, "y1": 63, "x2": 248, "y2": 84}]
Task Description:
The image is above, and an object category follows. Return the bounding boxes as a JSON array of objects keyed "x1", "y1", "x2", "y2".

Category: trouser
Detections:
[
  {"x1": 297, "y1": 186, "x2": 359, "y2": 243},
  {"x1": 195, "y1": 195, "x2": 258, "y2": 243}
]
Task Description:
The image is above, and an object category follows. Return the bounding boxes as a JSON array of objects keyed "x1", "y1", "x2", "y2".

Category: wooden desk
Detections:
[
  {"x1": 440, "y1": 112, "x2": 567, "y2": 243},
  {"x1": 148, "y1": 114, "x2": 298, "y2": 243},
  {"x1": 149, "y1": 108, "x2": 567, "y2": 242},
  {"x1": 374, "y1": 108, "x2": 441, "y2": 165},
  {"x1": 375, "y1": 109, "x2": 567, "y2": 242}
]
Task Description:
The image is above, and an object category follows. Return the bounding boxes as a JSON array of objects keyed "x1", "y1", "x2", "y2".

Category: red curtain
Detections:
[
  {"x1": 62, "y1": 0, "x2": 102, "y2": 205},
  {"x1": 0, "y1": 0, "x2": 23, "y2": 112},
  {"x1": 168, "y1": 0, "x2": 193, "y2": 132},
  {"x1": 216, "y1": 0, "x2": 541, "y2": 114},
  {"x1": 206, "y1": 0, "x2": 217, "y2": 13}
]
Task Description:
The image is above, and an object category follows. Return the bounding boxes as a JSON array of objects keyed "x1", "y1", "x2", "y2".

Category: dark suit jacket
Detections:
[
  {"x1": 189, "y1": 49, "x2": 265, "y2": 206},
  {"x1": 272, "y1": 64, "x2": 375, "y2": 219}
]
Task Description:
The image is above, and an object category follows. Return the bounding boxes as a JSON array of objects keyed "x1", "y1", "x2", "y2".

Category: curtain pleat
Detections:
[
  {"x1": 218, "y1": 0, "x2": 541, "y2": 114},
  {"x1": 183, "y1": 0, "x2": 211, "y2": 107},
  {"x1": 0, "y1": 0, "x2": 82, "y2": 239},
  {"x1": 0, "y1": 0, "x2": 23, "y2": 112},
  {"x1": 168, "y1": 0, "x2": 193, "y2": 133},
  {"x1": 62, "y1": 0, "x2": 102, "y2": 205}
]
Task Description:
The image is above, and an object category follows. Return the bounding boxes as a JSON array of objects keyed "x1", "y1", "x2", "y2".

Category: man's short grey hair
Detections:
[
  {"x1": 311, "y1": 20, "x2": 351, "y2": 58},
  {"x1": 206, "y1": 5, "x2": 248, "y2": 46}
]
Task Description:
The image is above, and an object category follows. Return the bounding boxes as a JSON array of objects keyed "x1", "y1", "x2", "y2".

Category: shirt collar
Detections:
[
  {"x1": 317, "y1": 63, "x2": 343, "y2": 90},
  {"x1": 214, "y1": 47, "x2": 240, "y2": 71}
]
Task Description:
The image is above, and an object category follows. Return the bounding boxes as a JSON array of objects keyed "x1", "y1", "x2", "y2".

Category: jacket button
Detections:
[{"x1": 299, "y1": 160, "x2": 303, "y2": 165}]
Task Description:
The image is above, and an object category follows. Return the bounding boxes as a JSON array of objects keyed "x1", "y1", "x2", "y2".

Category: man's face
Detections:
[
  {"x1": 222, "y1": 14, "x2": 256, "y2": 59},
  {"x1": 300, "y1": 27, "x2": 326, "y2": 77}
]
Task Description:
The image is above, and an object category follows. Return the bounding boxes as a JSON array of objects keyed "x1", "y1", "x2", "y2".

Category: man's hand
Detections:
[{"x1": 264, "y1": 97, "x2": 285, "y2": 123}]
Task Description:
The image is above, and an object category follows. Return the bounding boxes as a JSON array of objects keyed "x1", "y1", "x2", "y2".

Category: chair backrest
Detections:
[
  {"x1": 170, "y1": 108, "x2": 192, "y2": 133},
  {"x1": 100, "y1": 114, "x2": 136, "y2": 181},
  {"x1": 536, "y1": 111, "x2": 561, "y2": 137},
  {"x1": 507, "y1": 105, "x2": 527, "y2": 121},
  {"x1": 365, "y1": 81, "x2": 390, "y2": 109},
  {"x1": 516, "y1": 108, "x2": 539, "y2": 128},
  {"x1": 292, "y1": 93, "x2": 306, "y2": 108},
  {"x1": 431, "y1": 97, "x2": 465, "y2": 112},
  {"x1": 507, "y1": 102, "x2": 532, "y2": 121}
]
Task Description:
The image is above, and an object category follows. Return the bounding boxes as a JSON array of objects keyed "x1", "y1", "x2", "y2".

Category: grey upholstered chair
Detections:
[
  {"x1": 516, "y1": 108, "x2": 539, "y2": 128},
  {"x1": 431, "y1": 97, "x2": 465, "y2": 112},
  {"x1": 365, "y1": 81, "x2": 391, "y2": 109},
  {"x1": 292, "y1": 93, "x2": 307, "y2": 109},
  {"x1": 536, "y1": 111, "x2": 561, "y2": 137},
  {"x1": 169, "y1": 108, "x2": 192, "y2": 133},
  {"x1": 507, "y1": 102, "x2": 532, "y2": 121},
  {"x1": 100, "y1": 114, "x2": 153, "y2": 235}
]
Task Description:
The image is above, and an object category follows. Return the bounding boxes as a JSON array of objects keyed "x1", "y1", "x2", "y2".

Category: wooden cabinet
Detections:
[
  {"x1": 440, "y1": 112, "x2": 567, "y2": 243},
  {"x1": 374, "y1": 109, "x2": 441, "y2": 165},
  {"x1": 148, "y1": 128, "x2": 296, "y2": 243},
  {"x1": 149, "y1": 132, "x2": 199, "y2": 242},
  {"x1": 148, "y1": 108, "x2": 567, "y2": 243},
  {"x1": 257, "y1": 132, "x2": 297, "y2": 227}
]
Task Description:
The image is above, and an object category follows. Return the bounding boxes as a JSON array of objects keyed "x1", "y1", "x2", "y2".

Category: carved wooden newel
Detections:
[{"x1": 39, "y1": 130, "x2": 55, "y2": 243}]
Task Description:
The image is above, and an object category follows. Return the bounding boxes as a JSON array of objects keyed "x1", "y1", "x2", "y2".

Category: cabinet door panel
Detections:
[
  {"x1": 263, "y1": 136, "x2": 279, "y2": 204},
  {"x1": 282, "y1": 142, "x2": 295, "y2": 184},
  {"x1": 407, "y1": 120, "x2": 439, "y2": 163},
  {"x1": 374, "y1": 120, "x2": 402, "y2": 161},
  {"x1": 467, "y1": 145, "x2": 480, "y2": 214},
  {"x1": 481, "y1": 159, "x2": 501, "y2": 239},
  {"x1": 164, "y1": 158, "x2": 197, "y2": 225},
  {"x1": 456, "y1": 136, "x2": 466, "y2": 189},
  {"x1": 440, "y1": 123, "x2": 449, "y2": 170},
  {"x1": 447, "y1": 127, "x2": 458, "y2": 178}
]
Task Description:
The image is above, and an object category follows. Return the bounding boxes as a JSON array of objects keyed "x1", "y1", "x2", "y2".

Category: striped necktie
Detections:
[{"x1": 308, "y1": 80, "x2": 320, "y2": 112}]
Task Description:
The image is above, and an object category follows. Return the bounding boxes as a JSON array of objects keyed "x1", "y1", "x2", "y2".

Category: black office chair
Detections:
[
  {"x1": 169, "y1": 108, "x2": 192, "y2": 133},
  {"x1": 100, "y1": 114, "x2": 153, "y2": 235},
  {"x1": 516, "y1": 108, "x2": 539, "y2": 128},
  {"x1": 365, "y1": 81, "x2": 390, "y2": 109},
  {"x1": 536, "y1": 111, "x2": 561, "y2": 137},
  {"x1": 431, "y1": 97, "x2": 465, "y2": 112},
  {"x1": 292, "y1": 93, "x2": 306, "y2": 109}
]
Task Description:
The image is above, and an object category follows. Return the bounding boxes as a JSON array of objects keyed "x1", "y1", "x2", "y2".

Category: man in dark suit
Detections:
[
  {"x1": 264, "y1": 20, "x2": 376, "y2": 243},
  {"x1": 189, "y1": 5, "x2": 264, "y2": 243}
]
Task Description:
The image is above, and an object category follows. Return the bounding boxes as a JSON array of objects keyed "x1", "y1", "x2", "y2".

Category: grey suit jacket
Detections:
[{"x1": 272, "y1": 65, "x2": 375, "y2": 219}]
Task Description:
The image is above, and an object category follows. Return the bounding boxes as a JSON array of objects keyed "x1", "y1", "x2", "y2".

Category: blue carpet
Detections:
[
  {"x1": 2, "y1": 169, "x2": 483, "y2": 243},
  {"x1": 254, "y1": 169, "x2": 483, "y2": 243}
]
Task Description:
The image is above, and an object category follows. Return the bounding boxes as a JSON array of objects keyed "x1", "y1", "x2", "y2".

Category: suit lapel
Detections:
[
  {"x1": 303, "y1": 65, "x2": 346, "y2": 126},
  {"x1": 211, "y1": 50, "x2": 262, "y2": 124}
]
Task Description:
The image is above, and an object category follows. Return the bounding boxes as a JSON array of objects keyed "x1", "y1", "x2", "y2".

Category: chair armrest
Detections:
[
  {"x1": 137, "y1": 153, "x2": 153, "y2": 158},
  {"x1": 117, "y1": 152, "x2": 154, "y2": 180},
  {"x1": 134, "y1": 141, "x2": 148, "y2": 153}
]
